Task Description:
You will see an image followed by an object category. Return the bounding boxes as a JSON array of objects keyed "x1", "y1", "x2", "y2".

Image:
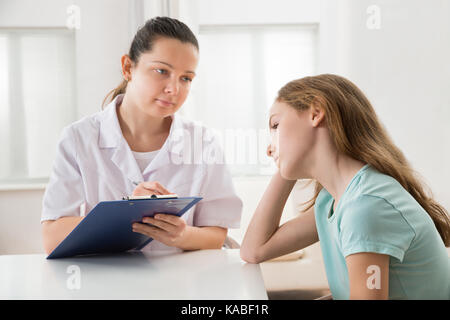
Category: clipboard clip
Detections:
[{"x1": 122, "y1": 194, "x2": 179, "y2": 201}]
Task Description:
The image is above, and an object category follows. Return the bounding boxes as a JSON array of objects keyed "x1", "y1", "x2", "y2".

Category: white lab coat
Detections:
[{"x1": 41, "y1": 94, "x2": 243, "y2": 253}]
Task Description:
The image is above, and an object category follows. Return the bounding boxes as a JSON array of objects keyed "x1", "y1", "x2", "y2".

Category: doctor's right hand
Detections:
[{"x1": 132, "y1": 181, "x2": 175, "y2": 196}]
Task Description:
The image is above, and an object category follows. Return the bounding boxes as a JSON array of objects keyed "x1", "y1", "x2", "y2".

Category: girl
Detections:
[
  {"x1": 240, "y1": 74, "x2": 450, "y2": 300},
  {"x1": 41, "y1": 17, "x2": 242, "y2": 255}
]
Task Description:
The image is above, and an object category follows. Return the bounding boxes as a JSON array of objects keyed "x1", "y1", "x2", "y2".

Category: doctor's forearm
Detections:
[
  {"x1": 176, "y1": 226, "x2": 227, "y2": 250},
  {"x1": 41, "y1": 216, "x2": 84, "y2": 254}
]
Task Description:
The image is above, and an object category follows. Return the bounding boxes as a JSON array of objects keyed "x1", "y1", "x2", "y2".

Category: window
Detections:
[
  {"x1": 0, "y1": 29, "x2": 76, "y2": 185},
  {"x1": 184, "y1": 24, "x2": 317, "y2": 176}
]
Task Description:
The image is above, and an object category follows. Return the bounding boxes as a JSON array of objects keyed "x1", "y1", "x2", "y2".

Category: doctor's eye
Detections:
[
  {"x1": 181, "y1": 76, "x2": 193, "y2": 83},
  {"x1": 155, "y1": 69, "x2": 168, "y2": 75}
]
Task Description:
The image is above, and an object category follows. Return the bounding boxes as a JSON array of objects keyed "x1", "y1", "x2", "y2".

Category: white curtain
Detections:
[{"x1": 0, "y1": 29, "x2": 76, "y2": 183}]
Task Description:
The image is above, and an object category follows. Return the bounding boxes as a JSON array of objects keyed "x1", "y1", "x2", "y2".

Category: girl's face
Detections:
[
  {"x1": 123, "y1": 37, "x2": 199, "y2": 117},
  {"x1": 267, "y1": 101, "x2": 323, "y2": 180}
]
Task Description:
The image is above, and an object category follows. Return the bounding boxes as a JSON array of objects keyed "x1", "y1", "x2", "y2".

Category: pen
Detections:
[{"x1": 123, "y1": 181, "x2": 140, "y2": 200}]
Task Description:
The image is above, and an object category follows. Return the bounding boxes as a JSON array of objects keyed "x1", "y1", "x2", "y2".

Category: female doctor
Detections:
[{"x1": 41, "y1": 17, "x2": 242, "y2": 254}]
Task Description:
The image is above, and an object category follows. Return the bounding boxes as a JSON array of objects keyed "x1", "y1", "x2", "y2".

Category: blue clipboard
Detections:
[{"x1": 46, "y1": 196, "x2": 202, "y2": 259}]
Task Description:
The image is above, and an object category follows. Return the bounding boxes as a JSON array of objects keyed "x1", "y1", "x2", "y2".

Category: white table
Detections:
[{"x1": 0, "y1": 249, "x2": 268, "y2": 300}]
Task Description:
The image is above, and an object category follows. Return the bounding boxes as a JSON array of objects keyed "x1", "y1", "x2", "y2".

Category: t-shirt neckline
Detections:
[
  {"x1": 327, "y1": 164, "x2": 370, "y2": 222},
  {"x1": 131, "y1": 149, "x2": 160, "y2": 159}
]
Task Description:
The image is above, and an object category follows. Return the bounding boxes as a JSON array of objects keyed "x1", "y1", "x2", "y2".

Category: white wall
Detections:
[
  {"x1": 0, "y1": 189, "x2": 44, "y2": 254},
  {"x1": 1, "y1": 0, "x2": 449, "y2": 254}
]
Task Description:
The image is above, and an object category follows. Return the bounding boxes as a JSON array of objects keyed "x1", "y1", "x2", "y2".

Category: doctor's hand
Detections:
[
  {"x1": 132, "y1": 181, "x2": 175, "y2": 196},
  {"x1": 132, "y1": 214, "x2": 187, "y2": 248}
]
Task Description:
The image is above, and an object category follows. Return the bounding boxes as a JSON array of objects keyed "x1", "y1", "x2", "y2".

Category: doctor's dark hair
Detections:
[
  {"x1": 102, "y1": 16, "x2": 199, "y2": 108},
  {"x1": 278, "y1": 74, "x2": 450, "y2": 247}
]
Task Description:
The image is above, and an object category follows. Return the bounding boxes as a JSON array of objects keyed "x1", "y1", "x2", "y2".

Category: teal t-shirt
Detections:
[{"x1": 314, "y1": 164, "x2": 449, "y2": 300}]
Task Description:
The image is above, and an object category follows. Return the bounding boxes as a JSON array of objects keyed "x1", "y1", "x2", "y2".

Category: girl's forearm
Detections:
[
  {"x1": 240, "y1": 171, "x2": 297, "y2": 261},
  {"x1": 176, "y1": 226, "x2": 227, "y2": 250}
]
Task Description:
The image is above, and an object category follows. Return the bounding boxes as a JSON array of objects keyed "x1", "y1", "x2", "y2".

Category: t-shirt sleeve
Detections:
[
  {"x1": 192, "y1": 131, "x2": 243, "y2": 229},
  {"x1": 41, "y1": 126, "x2": 85, "y2": 223},
  {"x1": 339, "y1": 194, "x2": 415, "y2": 263}
]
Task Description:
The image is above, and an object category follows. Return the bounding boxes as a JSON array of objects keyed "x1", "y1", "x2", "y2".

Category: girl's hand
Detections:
[
  {"x1": 132, "y1": 213, "x2": 187, "y2": 248},
  {"x1": 132, "y1": 181, "x2": 175, "y2": 196}
]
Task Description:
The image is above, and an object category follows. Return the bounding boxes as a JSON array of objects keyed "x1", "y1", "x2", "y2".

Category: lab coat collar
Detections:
[
  {"x1": 98, "y1": 94, "x2": 124, "y2": 149},
  {"x1": 98, "y1": 94, "x2": 186, "y2": 183}
]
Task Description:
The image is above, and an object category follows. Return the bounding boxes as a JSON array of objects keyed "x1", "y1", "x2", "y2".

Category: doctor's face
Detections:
[
  {"x1": 125, "y1": 37, "x2": 199, "y2": 117},
  {"x1": 267, "y1": 101, "x2": 317, "y2": 180}
]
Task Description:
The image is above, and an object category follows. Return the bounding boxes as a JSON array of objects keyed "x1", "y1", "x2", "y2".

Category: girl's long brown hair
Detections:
[{"x1": 277, "y1": 74, "x2": 450, "y2": 247}]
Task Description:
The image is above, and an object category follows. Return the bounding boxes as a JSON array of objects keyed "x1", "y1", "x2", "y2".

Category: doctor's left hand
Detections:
[{"x1": 132, "y1": 213, "x2": 187, "y2": 248}]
